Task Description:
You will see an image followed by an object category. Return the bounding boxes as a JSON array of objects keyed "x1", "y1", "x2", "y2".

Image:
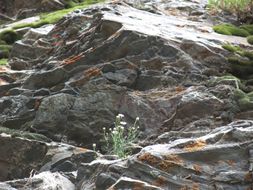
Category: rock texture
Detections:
[
  {"x1": 0, "y1": 0, "x2": 253, "y2": 189},
  {"x1": 0, "y1": 0, "x2": 81, "y2": 18}
]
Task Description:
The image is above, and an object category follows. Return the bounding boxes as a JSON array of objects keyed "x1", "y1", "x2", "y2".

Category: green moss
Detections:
[
  {"x1": 247, "y1": 35, "x2": 253, "y2": 45},
  {"x1": 222, "y1": 43, "x2": 242, "y2": 53},
  {"x1": 223, "y1": 43, "x2": 253, "y2": 61},
  {"x1": 12, "y1": 0, "x2": 105, "y2": 30},
  {"x1": 0, "y1": 40, "x2": 7, "y2": 45},
  {"x1": 240, "y1": 24, "x2": 253, "y2": 35},
  {"x1": 0, "y1": 126, "x2": 51, "y2": 142},
  {"x1": 213, "y1": 24, "x2": 250, "y2": 37},
  {"x1": 0, "y1": 44, "x2": 12, "y2": 58},
  {"x1": 209, "y1": 75, "x2": 242, "y2": 89},
  {"x1": 0, "y1": 59, "x2": 7, "y2": 65},
  {"x1": 243, "y1": 51, "x2": 253, "y2": 60},
  {"x1": 0, "y1": 29, "x2": 21, "y2": 44},
  {"x1": 234, "y1": 89, "x2": 253, "y2": 111},
  {"x1": 228, "y1": 56, "x2": 253, "y2": 78}
]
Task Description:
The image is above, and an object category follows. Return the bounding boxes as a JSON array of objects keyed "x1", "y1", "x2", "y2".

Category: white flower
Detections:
[
  {"x1": 92, "y1": 143, "x2": 96, "y2": 148},
  {"x1": 120, "y1": 121, "x2": 127, "y2": 125},
  {"x1": 109, "y1": 128, "x2": 112, "y2": 131},
  {"x1": 103, "y1": 127, "x2": 106, "y2": 131},
  {"x1": 136, "y1": 117, "x2": 140, "y2": 121},
  {"x1": 112, "y1": 131, "x2": 118, "y2": 135},
  {"x1": 120, "y1": 126, "x2": 124, "y2": 130},
  {"x1": 118, "y1": 114, "x2": 124, "y2": 118}
]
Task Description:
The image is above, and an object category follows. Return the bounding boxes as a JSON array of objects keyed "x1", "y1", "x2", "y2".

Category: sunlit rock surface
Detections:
[{"x1": 0, "y1": 0, "x2": 253, "y2": 189}]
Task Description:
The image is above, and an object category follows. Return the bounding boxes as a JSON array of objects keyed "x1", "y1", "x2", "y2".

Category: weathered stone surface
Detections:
[
  {"x1": 0, "y1": 172, "x2": 75, "y2": 190},
  {"x1": 76, "y1": 120, "x2": 253, "y2": 189},
  {"x1": 0, "y1": 0, "x2": 253, "y2": 189},
  {"x1": 0, "y1": 135, "x2": 47, "y2": 181}
]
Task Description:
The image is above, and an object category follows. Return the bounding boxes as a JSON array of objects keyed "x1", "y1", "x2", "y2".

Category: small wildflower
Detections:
[
  {"x1": 109, "y1": 128, "x2": 112, "y2": 131},
  {"x1": 92, "y1": 143, "x2": 96, "y2": 150},
  {"x1": 103, "y1": 127, "x2": 106, "y2": 131},
  {"x1": 118, "y1": 114, "x2": 124, "y2": 118},
  {"x1": 136, "y1": 117, "x2": 140, "y2": 121},
  {"x1": 120, "y1": 121, "x2": 127, "y2": 125}
]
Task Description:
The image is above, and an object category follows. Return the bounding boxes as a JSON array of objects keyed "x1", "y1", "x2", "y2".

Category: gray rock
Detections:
[{"x1": 0, "y1": 135, "x2": 47, "y2": 181}]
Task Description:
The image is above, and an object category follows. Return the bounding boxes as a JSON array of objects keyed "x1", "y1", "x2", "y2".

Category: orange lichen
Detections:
[
  {"x1": 192, "y1": 183, "x2": 200, "y2": 190},
  {"x1": 152, "y1": 176, "x2": 167, "y2": 187},
  {"x1": 183, "y1": 140, "x2": 206, "y2": 152},
  {"x1": 157, "y1": 154, "x2": 184, "y2": 172},
  {"x1": 70, "y1": 67, "x2": 101, "y2": 87},
  {"x1": 137, "y1": 153, "x2": 161, "y2": 166},
  {"x1": 175, "y1": 86, "x2": 185, "y2": 93},
  {"x1": 52, "y1": 40, "x2": 63, "y2": 46},
  {"x1": 62, "y1": 53, "x2": 83, "y2": 65},
  {"x1": 133, "y1": 182, "x2": 145, "y2": 190},
  {"x1": 0, "y1": 66, "x2": 8, "y2": 73},
  {"x1": 138, "y1": 153, "x2": 185, "y2": 173},
  {"x1": 244, "y1": 172, "x2": 253, "y2": 182},
  {"x1": 73, "y1": 147, "x2": 88, "y2": 154},
  {"x1": 34, "y1": 99, "x2": 41, "y2": 110},
  {"x1": 225, "y1": 160, "x2": 236, "y2": 166},
  {"x1": 193, "y1": 164, "x2": 202, "y2": 173},
  {"x1": 163, "y1": 154, "x2": 183, "y2": 164},
  {"x1": 83, "y1": 67, "x2": 101, "y2": 79}
]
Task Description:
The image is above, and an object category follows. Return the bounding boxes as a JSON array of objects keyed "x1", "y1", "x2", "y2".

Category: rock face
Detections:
[
  {"x1": 0, "y1": 0, "x2": 253, "y2": 189},
  {"x1": 0, "y1": 0, "x2": 81, "y2": 18}
]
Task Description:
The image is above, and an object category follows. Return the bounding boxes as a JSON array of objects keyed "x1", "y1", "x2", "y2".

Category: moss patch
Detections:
[
  {"x1": 0, "y1": 126, "x2": 51, "y2": 142},
  {"x1": 234, "y1": 89, "x2": 253, "y2": 111},
  {"x1": 228, "y1": 56, "x2": 253, "y2": 77},
  {"x1": 0, "y1": 59, "x2": 8, "y2": 65},
  {"x1": 241, "y1": 24, "x2": 253, "y2": 35},
  {"x1": 247, "y1": 35, "x2": 253, "y2": 45},
  {"x1": 0, "y1": 29, "x2": 21, "y2": 44},
  {"x1": 222, "y1": 43, "x2": 243, "y2": 53},
  {"x1": 243, "y1": 51, "x2": 253, "y2": 60},
  {"x1": 12, "y1": 0, "x2": 105, "y2": 30},
  {"x1": 0, "y1": 45, "x2": 12, "y2": 58},
  {"x1": 222, "y1": 43, "x2": 253, "y2": 60},
  {"x1": 213, "y1": 24, "x2": 250, "y2": 37},
  {"x1": 209, "y1": 75, "x2": 242, "y2": 89}
]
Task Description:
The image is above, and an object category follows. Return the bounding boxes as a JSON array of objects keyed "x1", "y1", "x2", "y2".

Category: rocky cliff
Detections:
[{"x1": 0, "y1": 0, "x2": 253, "y2": 189}]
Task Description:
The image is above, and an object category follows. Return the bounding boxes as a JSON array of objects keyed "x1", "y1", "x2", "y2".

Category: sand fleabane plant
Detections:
[{"x1": 103, "y1": 114, "x2": 140, "y2": 158}]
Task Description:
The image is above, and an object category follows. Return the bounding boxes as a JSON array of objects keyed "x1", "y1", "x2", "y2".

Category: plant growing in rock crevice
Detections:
[
  {"x1": 208, "y1": 0, "x2": 253, "y2": 22},
  {"x1": 102, "y1": 114, "x2": 140, "y2": 158}
]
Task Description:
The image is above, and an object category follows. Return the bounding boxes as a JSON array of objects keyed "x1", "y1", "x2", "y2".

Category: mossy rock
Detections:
[
  {"x1": 0, "y1": 40, "x2": 7, "y2": 45},
  {"x1": 0, "y1": 126, "x2": 51, "y2": 142},
  {"x1": 228, "y1": 56, "x2": 253, "y2": 78},
  {"x1": 213, "y1": 24, "x2": 250, "y2": 37},
  {"x1": 222, "y1": 43, "x2": 253, "y2": 61},
  {"x1": 222, "y1": 43, "x2": 243, "y2": 53},
  {"x1": 247, "y1": 35, "x2": 253, "y2": 45},
  {"x1": 208, "y1": 75, "x2": 242, "y2": 89},
  {"x1": 241, "y1": 24, "x2": 253, "y2": 35},
  {"x1": 0, "y1": 44, "x2": 12, "y2": 58},
  {"x1": 12, "y1": 0, "x2": 105, "y2": 30},
  {"x1": 0, "y1": 58, "x2": 7, "y2": 65},
  {"x1": 0, "y1": 29, "x2": 21, "y2": 44},
  {"x1": 243, "y1": 51, "x2": 253, "y2": 60},
  {"x1": 234, "y1": 89, "x2": 253, "y2": 111}
]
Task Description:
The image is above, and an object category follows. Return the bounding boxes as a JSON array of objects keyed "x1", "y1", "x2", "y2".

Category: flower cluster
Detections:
[{"x1": 103, "y1": 114, "x2": 139, "y2": 158}]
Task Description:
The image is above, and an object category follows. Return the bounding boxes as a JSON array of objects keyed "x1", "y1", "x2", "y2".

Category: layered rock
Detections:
[{"x1": 0, "y1": 0, "x2": 252, "y2": 189}]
